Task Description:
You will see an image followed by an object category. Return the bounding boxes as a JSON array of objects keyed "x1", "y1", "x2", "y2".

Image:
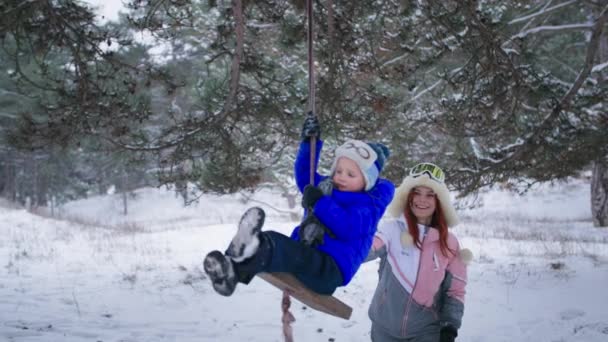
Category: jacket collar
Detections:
[{"x1": 397, "y1": 214, "x2": 440, "y2": 242}]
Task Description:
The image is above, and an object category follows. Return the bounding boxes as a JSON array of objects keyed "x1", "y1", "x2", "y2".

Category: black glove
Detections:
[
  {"x1": 440, "y1": 325, "x2": 458, "y2": 342},
  {"x1": 299, "y1": 214, "x2": 327, "y2": 247},
  {"x1": 302, "y1": 184, "x2": 324, "y2": 209},
  {"x1": 300, "y1": 112, "x2": 321, "y2": 141}
]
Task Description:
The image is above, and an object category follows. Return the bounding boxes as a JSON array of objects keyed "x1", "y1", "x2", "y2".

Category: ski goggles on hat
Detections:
[
  {"x1": 410, "y1": 162, "x2": 445, "y2": 183},
  {"x1": 342, "y1": 141, "x2": 372, "y2": 159}
]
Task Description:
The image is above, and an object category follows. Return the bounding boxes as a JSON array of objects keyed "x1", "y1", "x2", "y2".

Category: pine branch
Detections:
[{"x1": 476, "y1": 5, "x2": 608, "y2": 178}]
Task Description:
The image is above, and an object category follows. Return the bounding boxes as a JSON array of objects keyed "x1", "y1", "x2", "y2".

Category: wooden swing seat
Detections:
[{"x1": 258, "y1": 272, "x2": 352, "y2": 320}]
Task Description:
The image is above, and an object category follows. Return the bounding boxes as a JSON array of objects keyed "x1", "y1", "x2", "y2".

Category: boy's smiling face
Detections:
[{"x1": 332, "y1": 157, "x2": 366, "y2": 192}]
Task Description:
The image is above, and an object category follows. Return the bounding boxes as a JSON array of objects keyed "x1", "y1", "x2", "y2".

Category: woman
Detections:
[{"x1": 367, "y1": 163, "x2": 472, "y2": 342}]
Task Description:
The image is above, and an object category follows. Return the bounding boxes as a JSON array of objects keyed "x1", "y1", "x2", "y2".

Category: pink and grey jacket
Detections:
[{"x1": 366, "y1": 216, "x2": 467, "y2": 339}]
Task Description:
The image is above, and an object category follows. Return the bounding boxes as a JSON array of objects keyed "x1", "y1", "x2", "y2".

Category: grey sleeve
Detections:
[
  {"x1": 439, "y1": 272, "x2": 465, "y2": 329},
  {"x1": 363, "y1": 245, "x2": 387, "y2": 263}
]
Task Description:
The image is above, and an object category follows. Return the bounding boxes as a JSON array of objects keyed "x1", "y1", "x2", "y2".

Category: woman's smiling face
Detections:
[{"x1": 410, "y1": 186, "x2": 436, "y2": 225}]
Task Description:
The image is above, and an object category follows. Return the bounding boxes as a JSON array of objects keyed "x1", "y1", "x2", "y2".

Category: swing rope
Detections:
[
  {"x1": 306, "y1": 0, "x2": 317, "y2": 186},
  {"x1": 282, "y1": 0, "x2": 316, "y2": 340}
]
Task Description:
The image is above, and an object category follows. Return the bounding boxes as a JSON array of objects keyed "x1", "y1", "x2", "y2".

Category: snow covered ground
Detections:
[{"x1": 2, "y1": 179, "x2": 608, "y2": 342}]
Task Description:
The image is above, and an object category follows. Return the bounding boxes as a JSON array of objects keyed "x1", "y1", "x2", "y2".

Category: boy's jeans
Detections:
[{"x1": 233, "y1": 231, "x2": 343, "y2": 295}]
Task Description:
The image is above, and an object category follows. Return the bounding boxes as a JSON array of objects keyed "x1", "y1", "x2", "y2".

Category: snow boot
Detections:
[
  {"x1": 203, "y1": 250, "x2": 238, "y2": 296},
  {"x1": 225, "y1": 207, "x2": 265, "y2": 262}
]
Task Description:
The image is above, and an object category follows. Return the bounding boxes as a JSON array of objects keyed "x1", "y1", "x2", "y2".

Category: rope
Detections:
[
  {"x1": 283, "y1": 1, "x2": 316, "y2": 341},
  {"x1": 307, "y1": 0, "x2": 317, "y2": 186},
  {"x1": 281, "y1": 291, "x2": 295, "y2": 342},
  {"x1": 306, "y1": 0, "x2": 315, "y2": 115}
]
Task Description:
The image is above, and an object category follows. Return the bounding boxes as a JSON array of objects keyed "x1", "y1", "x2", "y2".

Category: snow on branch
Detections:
[
  {"x1": 513, "y1": 23, "x2": 594, "y2": 39},
  {"x1": 381, "y1": 53, "x2": 408, "y2": 68},
  {"x1": 592, "y1": 61, "x2": 608, "y2": 73},
  {"x1": 0, "y1": 89, "x2": 32, "y2": 100},
  {"x1": 470, "y1": 136, "x2": 526, "y2": 165},
  {"x1": 104, "y1": 126, "x2": 204, "y2": 152},
  {"x1": 410, "y1": 79, "x2": 443, "y2": 102},
  {"x1": 0, "y1": 112, "x2": 18, "y2": 119},
  {"x1": 508, "y1": 0, "x2": 578, "y2": 25}
]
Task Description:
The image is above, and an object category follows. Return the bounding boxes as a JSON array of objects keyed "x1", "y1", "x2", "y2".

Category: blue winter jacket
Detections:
[{"x1": 290, "y1": 140, "x2": 395, "y2": 285}]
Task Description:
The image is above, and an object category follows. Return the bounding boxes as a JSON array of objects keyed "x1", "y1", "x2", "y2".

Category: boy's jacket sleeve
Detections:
[{"x1": 294, "y1": 140, "x2": 324, "y2": 192}]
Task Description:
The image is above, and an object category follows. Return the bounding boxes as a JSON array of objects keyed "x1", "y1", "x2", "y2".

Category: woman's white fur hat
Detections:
[{"x1": 387, "y1": 173, "x2": 459, "y2": 227}]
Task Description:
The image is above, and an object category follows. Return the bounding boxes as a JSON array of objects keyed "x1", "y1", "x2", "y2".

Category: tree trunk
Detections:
[
  {"x1": 3, "y1": 152, "x2": 17, "y2": 202},
  {"x1": 591, "y1": 7, "x2": 608, "y2": 228},
  {"x1": 592, "y1": 158, "x2": 608, "y2": 227},
  {"x1": 31, "y1": 155, "x2": 39, "y2": 208},
  {"x1": 0, "y1": 153, "x2": 5, "y2": 196},
  {"x1": 122, "y1": 169, "x2": 128, "y2": 216},
  {"x1": 37, "y1": 168, "x2": 49, "y2": 207}
]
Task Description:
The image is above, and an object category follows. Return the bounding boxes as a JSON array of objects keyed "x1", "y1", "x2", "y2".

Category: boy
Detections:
[{"x1": 204, "y1": 116, "x2": 395, "y2": 296}]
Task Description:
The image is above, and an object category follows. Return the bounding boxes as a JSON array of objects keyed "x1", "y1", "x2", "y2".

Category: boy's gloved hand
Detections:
[
  {"x1": 299, "y1": 214, "x2": 327, "y2": 247},
  {"x1": 302, "y1": 184, "x2": 324, "y2": 209},
  {"x1": 300, "y1": 112, "x2": 320, "y2": 142},
  {"x1": 439, "y1": 325, "x2": 458, "y2": 342}
]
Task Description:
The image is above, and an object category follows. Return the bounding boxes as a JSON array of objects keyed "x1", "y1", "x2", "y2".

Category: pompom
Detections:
[
  {"x1": 367, "y1": 142, "x2": 390, "y2": 172},
  {"x1": 459, "y1": 248, "x2": 474, "y2": 264}
]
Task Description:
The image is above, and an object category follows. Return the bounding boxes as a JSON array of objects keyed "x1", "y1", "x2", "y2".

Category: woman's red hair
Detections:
[{"x1": 404, "y1": 188, "x2": 455, "y2": 257}]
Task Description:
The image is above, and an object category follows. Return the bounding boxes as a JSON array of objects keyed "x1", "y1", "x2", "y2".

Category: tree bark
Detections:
[
  {"x1": 591, "y1": 5, "x2": 608, "y2": 228},
  {"x1": 121, "y1": 168, "x2": 128, "y2": 216},
  {"x1": 0, "y1": 154, "x2": 6, "y2": 197},
  {"x1": 591, "y1": 158, "x2": 608, "y2": 227},
  {"x1": 3, "y1": 152, "x2": 17, "y2": 202},
  {"x1": 223, "y1": 0, "x2": 244, "y2": 115}
]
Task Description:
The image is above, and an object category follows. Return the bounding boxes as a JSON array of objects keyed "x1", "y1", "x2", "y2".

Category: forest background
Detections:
[{"x1": 1, "y1": 0, "x2": 607, "y2": 227}]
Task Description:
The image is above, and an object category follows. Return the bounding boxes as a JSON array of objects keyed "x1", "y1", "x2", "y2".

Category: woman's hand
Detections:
[
  {"x1": 440, "y1": 325, "x2": 458, "y2": 342},
  {"x1": 371, "y1": 236, "x2": 385, "y2": 251}
]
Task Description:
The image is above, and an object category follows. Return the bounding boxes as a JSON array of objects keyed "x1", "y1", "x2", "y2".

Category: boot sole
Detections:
[
  {"x1": 203, "y1": 250, "x2": 227, "y2": 280},
  {"x1": 226, "y1": 207, "x2": 265, "y2": 261},
  {"x1": 203, "y1": 250, "x2": 237, "y2": 296}
]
